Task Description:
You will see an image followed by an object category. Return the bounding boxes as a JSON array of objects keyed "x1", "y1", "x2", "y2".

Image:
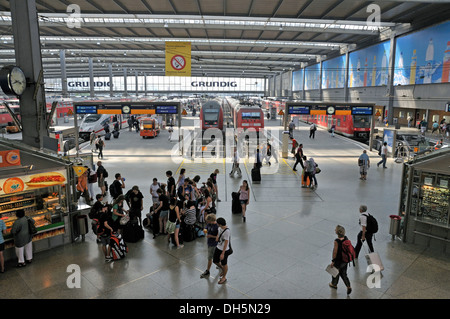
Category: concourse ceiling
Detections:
[{"x1": 0, "y1": 0, "x2": 449, "y2": 80}]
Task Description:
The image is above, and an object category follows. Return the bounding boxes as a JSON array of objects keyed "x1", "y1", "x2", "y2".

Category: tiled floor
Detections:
[{"x1": 1, "y1": 117, "x2": 450, "y2": 301}]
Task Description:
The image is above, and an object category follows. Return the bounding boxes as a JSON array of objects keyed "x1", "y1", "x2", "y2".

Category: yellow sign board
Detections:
[
  {"x1": 165, "y1": 41, "x2": 191, "y2": 76},
  {"x1": 182, "y1": 109, "x2": 187, "y2": 115},
  {"x1": 278, "y1": 110, "x2": 284, "y2": 115}
]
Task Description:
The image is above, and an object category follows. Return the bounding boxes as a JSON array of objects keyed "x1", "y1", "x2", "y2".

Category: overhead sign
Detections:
[
  {"x1": 351, "y1": 106, "x2": 373, "y2": 115},
  {"x1": 165, "y1": 41, "x2": 191, "y2": 76},
  {"x1": 74, "y1": 102, "x2": 179, "y2": 115},
  {"x1": 446, "y1": 102, "x2": 450, "y2": 112},
  {"x1": 75, "y1": 105, "x2": 97, "y2": 114},
  {"x1": 157, "y1": 105, "x2": 178, "y2": 114},
  {"x1": 287, "y1": 105, "x2": 310, "y2": 115}
]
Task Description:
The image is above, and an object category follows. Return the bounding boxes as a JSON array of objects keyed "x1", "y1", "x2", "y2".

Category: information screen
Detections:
[
  {"x1": 156, "y1": 105, "x2": 178, "y2": 114},
  {"x1": 351, "y1": 106, "x2": 373, "y2": 115},
  {"x1": 75, "y1": 105, "x2": 97, "y2": 114},
  {"x1": 288, "y1": 105, "x2": 310, "y2": 115}
]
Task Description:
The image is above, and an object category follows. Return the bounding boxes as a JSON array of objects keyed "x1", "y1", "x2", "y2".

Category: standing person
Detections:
[
  {"x1": 11, "y1": 209, "x2": 34, "y2": 267},
  {"x1": 96, "y1": 136, "x2": 105, "y2": 159},
  {"x1": 166, "y1": 197, "x2": 184, "y2": 249},
  {"x1": 255, "y1": 148, "x2": 262, "y2": 169},
  {"x1": 329, "y1": 225, "x2": 352, "y2": 295},
  {"x1": 358, "y1": 150, "x2": 370, "y2": 180},
  {"x1": 292, "y1": 143, "x2": 304, "y2": 171},
  {"x1": 432, "y1": 121, "x2": 439, "y2": 135},
  {"x1": 354, "y1": 205, "x2": 375, "y2": 259},
  {"x1": 168, "y1": 125, "x2": 173, "y2": 141},
  {"x1": 309, "y1": 123, "x2": 317, "y2": 139},
  {"x1": 331, "y1": 123, "x2": 336, "y2": 137},
  {"x1": 288, "y1": 120, "x2": 295, "y2": 139},
  {"x1": 210, "y1": 169, "x2": 221, "y2": 202},
  {"x1": 166, "y1": 170, "x2": 176, "y2": 199},
  {"x1": 420, "y1": 118, "x2": 427, "y2": 136},
  {"x1": 213, "y1": 217, "x2": 232, "y2": 285},
  {"x1": 200, "y1": 214, "x2": 219, "y2": 278},
  {"x1": 90, "y1": 131, "x2": 97, "y2": 153},
  {"x1": 155, "y1": 188, "x2": 170, "y2": 236},
  {"x1": 0, "y1": 217, "x2": 6, "y2": 272},
  {"x1": 239, "y1": 180, "x2": 250, "y2": 223},
  {"x1": 77, "y1": 169, "x2": 91, "y2": 205},
  {"x1": 291, "y1": 137, "x2": 298, "y2": 157},
  {"x1": 125, "y1": 185, "x2": 144, "y2": 226},
  {"x1": 111, "y1": 173, "x2": 126, "y2": 200},
  {"x1": 264, "y1": 140, "x2": 272, "y2": 166},
  {"x1": 229, "y1": 148, "x2": 242, "y2": 178},
  {"x1": 96, "y1": 161, "x2": 107, "y2": 197},
  {"x1": 87, "y1": 167, "x2": 97, "y2": 202},
  {"x1": 149, "y1": 178, "x2": 161, "y2": 207},
  {"x1": 308, "y1": 157, "x2": 318, "y2": 189},
  {"x1": 98, "y1": 204, "x2": 115, "y2": 262},
  {"x1": 177, "y1": 168, "x2": 186, "y2": 189},
  {"x1": 377, "y1": 142, "x2": 388, "y2": 169},
  {"x1": 112, "y1": 195, "x2": 128, "y2": 234}
]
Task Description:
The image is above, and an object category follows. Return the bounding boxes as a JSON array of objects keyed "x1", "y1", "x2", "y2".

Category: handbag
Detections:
[
  {"x1": 165, "y1": 220, "x2": 176, "y2": 234},
  {"x1": 119, "y1": 214, "x2": 130, "y2": 226},
  {"x1": 27, "y1": 217, "x2": 38, "y2": 235}
]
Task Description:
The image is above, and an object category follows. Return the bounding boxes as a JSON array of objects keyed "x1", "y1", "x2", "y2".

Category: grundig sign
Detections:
[
  {"x1": 68, "y1": 81, "x2": 111, "y2": 88},
  {"x1": 191, "y1": 81, "x2": 237, "y2": 88}
]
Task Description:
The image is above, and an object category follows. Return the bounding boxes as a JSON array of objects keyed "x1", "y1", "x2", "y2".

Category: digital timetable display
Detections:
[
  {"x1": 156, "y1": 105, "x2": 178, "y2": 114},
  {"x1": 288, "y1": 105, "x2": 310, "y2": 115},
  {"x1": 351, "y1": 106, "x2": 373, "y2": 115},
  {"x1": 75, "y1": 105, "x2": 97, "y2": 114}
]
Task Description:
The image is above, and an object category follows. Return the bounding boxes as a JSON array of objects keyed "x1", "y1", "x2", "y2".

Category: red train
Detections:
[
  {"x1": 226, "y1": 98, "x2": 265, "y2": 132},
  {"x1": 298, "y1": 113, "x2": 371, "y2": 139},
  {"x1": 0, "y1": 101, "x2": 20, "y2": 129},
  {"x1": 200, "y1": 99, "x2": 224, "y2": 131}
]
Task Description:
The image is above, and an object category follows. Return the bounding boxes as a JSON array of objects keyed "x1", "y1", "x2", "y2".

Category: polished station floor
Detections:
[{"x1": 1, "y1": 117, "x2": 450, "y2": 300}]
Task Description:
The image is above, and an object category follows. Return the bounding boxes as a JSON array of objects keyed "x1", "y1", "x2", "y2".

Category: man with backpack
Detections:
[
  {"x1": 354, "y1": 205, "x2": 378, "y2": 259},
  {"x1": 110, "y1": 173, "x2": 126, "y2": 200}
]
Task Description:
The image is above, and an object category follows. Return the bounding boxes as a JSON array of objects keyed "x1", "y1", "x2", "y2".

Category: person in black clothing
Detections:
[
  {"x1": 166, "y1": 170, "x2": 176, "y2": 199},
  {"x1": 96, "y1": 161, "x2": 107, "y2": 196},
  {"x1": 111, "y1": 173, "x2": 126, "y2": 200},
  {"x1": 354, "y1": 205, "x2": 375, "y2": 258},
  {"x1": 98, "y1": 204, "x2": 115, "y2": 262},
  {"x1": 329, "y1": 225, "x2": 352, "y2": 295},
  {"x1": 125, "y1": 185, "x2": 144, "y2": 226},
  {"x1": 89, "y1": 194, "x2": 105, "y2": 243},
  {"x1": 155, "y1": 188, "x2": 170, "y2": 237},
  {"x1": 293, "y1": 144, "x2": 304, "y2": 171}
]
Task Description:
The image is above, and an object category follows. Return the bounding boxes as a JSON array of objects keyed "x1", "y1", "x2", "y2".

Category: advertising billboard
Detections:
[{"x1": 322, "y1": 55, "x2": 346, "y2": 89}]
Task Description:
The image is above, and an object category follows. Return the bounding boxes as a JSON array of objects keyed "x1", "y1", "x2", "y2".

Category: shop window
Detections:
[
  {"x1": 399, "y1": 111, "x2": 404, "y2": 118},
  {"x1": 432, "y1": 114, "x2": 440, "y2": 123}
]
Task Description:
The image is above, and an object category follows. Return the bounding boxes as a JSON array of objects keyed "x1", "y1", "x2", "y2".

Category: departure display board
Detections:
[
  {"x1": 75, "y1": 105, "x2": 97, "y2": 114},
  {"x1": 351, "y1": 106, "x2": 373, "y2": 115},
  {"x1": 156, "y1": 105, "x2": 178, "y2": 114},
  {"x1": 288, "y1": 105, "x2": 310, "y2": 115}
]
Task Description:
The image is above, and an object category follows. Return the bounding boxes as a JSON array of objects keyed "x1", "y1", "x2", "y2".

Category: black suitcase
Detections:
[
  {"x1": 232, "y1": 192, "x2": 242, "y2": 214},
  {"x1": 113, "y1": 130, "x2": 120, "y2": 139},
  {"x1": 123, "y1": 219, "x2": 144, "y2": 243},
  {"x1": 251, "y1": 167, "x2": 261, "y2": 183},
  {"x1": 105, "y1": 132, "x2": 111, "y2": 140},
  {"x1": 182, "y1": 224, "x2": 196, "y2": 242}
]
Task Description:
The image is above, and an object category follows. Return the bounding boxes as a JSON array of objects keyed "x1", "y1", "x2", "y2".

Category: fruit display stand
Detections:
[{"x1": 0, "y1": 139, "x2": 76, "y2": 261}]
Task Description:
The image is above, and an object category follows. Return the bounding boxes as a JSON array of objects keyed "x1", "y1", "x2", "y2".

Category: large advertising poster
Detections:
[
  {"x1": 348, "y1": 41, "x2": 390, "y2": 88},
  {"x1": 322, "y1": 55, "x2": 346, "y2": 89},
  {"x1": 304, "y1": 63, "x2": 320, "y2": 90},
  {"x1": 394, "y1": 20, "x2": 450, "y2": 85},
  {"x1": 292, "y1": 69, "x2": 303, "y2": 91},
  {"x1": 0, "y1": 170, "x2": 67, "y2": 195}
]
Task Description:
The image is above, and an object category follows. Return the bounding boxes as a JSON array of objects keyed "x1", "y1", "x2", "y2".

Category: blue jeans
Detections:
[{"x1": 377, "y1": 155, "x2": 386, "y2": 168}]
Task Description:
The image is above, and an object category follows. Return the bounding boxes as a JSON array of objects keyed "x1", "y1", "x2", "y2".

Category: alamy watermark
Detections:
[{"x1": 67, "y1": 4, "x2": 82, "y2": 29}]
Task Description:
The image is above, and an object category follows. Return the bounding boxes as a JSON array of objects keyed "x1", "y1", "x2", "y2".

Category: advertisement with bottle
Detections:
[
  {"x1": 304, "y1": 63, "x2": 320, "y2": 90},
  {"x1": 348, "y1": 41, "x2": 390, "y2": 88},
  {"x1": 292, "y1": 69, "x2": 304, "y2": 91},
  {"x1": 394, "y1": 20, "x2": 450, "y2": 85},
  {"x1": 322, "y1": 55, "x2": 346, "y2": 89}
]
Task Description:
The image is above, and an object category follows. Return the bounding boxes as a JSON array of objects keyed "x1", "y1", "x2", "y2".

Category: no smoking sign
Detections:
[{"x1": 171, "y1": 55, "x2": 186, "y2": 70}]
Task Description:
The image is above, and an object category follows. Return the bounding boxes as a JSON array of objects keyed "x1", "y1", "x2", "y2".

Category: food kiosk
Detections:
[
  {"x1": 0, "y1": 139, "x2": 79, "y2": 261},
  {"x1": 398, "y1": 147, "x2": 450, "y2": 252}
]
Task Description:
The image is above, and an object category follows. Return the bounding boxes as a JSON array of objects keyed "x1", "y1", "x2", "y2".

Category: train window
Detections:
[
  {"x1": 337, "y1": 119, "x2": 341, "y2": 126},
  {"x1": 242, "y1": 112, "x2": 261, "y2": 119},
  {"x1": 204, "y1": 109, "x2": 219, "y2": 121},
  {"x1": 353, "y1": 115, "x2": 370, "y2": 128},
  {"x1": 84, "y1": 114, "x2": 102, "y2": 122},
  {"x1": 343, "y1": 116, "x2": 346, "y2": 122}
]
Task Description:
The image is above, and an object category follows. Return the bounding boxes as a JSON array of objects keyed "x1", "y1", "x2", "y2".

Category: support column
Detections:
[
  {"x1": 89, "y1": 57, "x2": 94, "y2": 98},
  {"x1": 123, "y1": 67, "x2": 128, "y2": 96},
  {"x1": 144, "y1": 73, "x2": 148, "y2": 96},
  {"x1": 387, "y1": 35, "x2": 397, "y2": 125},
  {"x1": 10, "y1": 0, "x2": 48, "y2": 148},
  {"x1": 344, "y1": 51, "x2": 350, "y2": 102},
  {"x1": 60, "y1": 50, "x2": 68, "y2": 98},
  {"x1": 108, "y1": 63, "x2": 113, "y2": 97},
  {"x1": 135, "y1": 71, "x2": 138, "y2": 96}
]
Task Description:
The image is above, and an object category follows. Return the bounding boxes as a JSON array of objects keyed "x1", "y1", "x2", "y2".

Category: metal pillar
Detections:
[
  {"x1": 60, "y1": 50, "x2": 68, "y2": 98},
  {"x1": 144, "y1": 73, "x2": 147, "y2": 96},
  {"x1": 386, "y1": 35, "x2": 397, "y2": 125},
  {"x1": 135, "y1": 71, "x2": 138, "y2": 96},
  {"x1": 344, "y1": 51, "x2": 350, "y2": 102},
  {"x1": 10, "y1": 0, "x2": 48, "y2": 149},
  {"x1": 89, "y1": 57, "x2": 94, "y2": 98},
  {"x1": 123, "y1": 67, "x2": 128, "y2": 96},
  {"x1": 108, "y1": 63, "x2": 113, "y2": 97}
]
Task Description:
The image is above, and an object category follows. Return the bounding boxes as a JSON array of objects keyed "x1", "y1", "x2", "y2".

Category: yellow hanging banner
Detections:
[{"x1": 165, "y1": 41, "x2": 191, "y2": 76}]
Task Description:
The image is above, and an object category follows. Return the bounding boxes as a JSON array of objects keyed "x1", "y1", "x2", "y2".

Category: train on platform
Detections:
[
  {"x1": 0, "y1": 101, "x2": 20, "y2": 130},
  {"x1": 199, "y1": 99, "x2": 224, "y2": 131},
  {"x1": 226, "y1": 97, "x2": 265, "y2": 132}
]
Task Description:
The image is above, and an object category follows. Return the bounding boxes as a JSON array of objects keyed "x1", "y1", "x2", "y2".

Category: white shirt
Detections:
[
  {"x1": 217, "y1": 227, "x2": 230, "y2": 251},
  {"x1": 359, "y1": 213, "x2": 368, "y2": 228},
  {"x1": 150, "y1": 183, "x2": 160, "y2": 198},
  {"x1": 381, "y1": 145, "x2": 387, "y2": 155}
]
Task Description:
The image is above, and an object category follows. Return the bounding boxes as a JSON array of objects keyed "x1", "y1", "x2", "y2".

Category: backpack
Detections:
[
  {"x1": 305, "y1": 160, "x2": 315, "y2": 173},
  {"x1": 109, "y1": 181, "x2": 119, "y2": 199},
  {"x1": 364, "y1": 213, "x2": 379, "y2": 234},
  {"x1": 341, "y1": 238, "x2": 356, "y2": 265},
  {"x1": 103, "y1": 168, "x2": 109, "y2": 178}
]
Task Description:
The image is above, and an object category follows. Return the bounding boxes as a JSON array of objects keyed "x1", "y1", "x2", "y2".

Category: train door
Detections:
[{"x1": 327, "y1": 115, "x2": 333, "y2": 130}]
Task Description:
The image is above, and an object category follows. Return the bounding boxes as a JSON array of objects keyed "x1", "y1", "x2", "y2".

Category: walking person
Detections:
[
  {"x1": 354, "y1": 205, "x2": 375, "y2": 259},
  {"x1": 288, "y1": 119, "x2": 295, "y2": 139},
  {"x1": 0, "y1": 217, "x2": 6, "y2": 272},
  {"x1": 309, "y1": 123, "x2": 317, "y2": 139},
  {"x1": 96, "y1": 136, "x2": 105, "y2": 159},
  {"x1": 229, "y1": 148, "x2": 242, "y2": 178},
  {"x1": 90, "y1": 131, "x2": 97, "y2": 153},
  {"x1": 239, "y1": 180, "x2": 250, "y2": 222},
  {"x1": 292, "y1": 143, "x2": 304, "y2": 171},
  {"x1": 11, "y1": 209, "x2": 34, "y2": 267},
  {"x1": 377, "y1": 142, "x2": 388, "y2": 169},
  {"x1": 264, "y1": 140, "x2": 272, "y2": 166},
  {"x1": 200, "y1": 214, "x2": 219, "y2": 278},
  {"x1": 210, "y1": 169, "x2": 221, "y2": 202},
  {"x1": 213, "y1": 217, "x2": 232, "y2": 285},
  {"x1": 329, "y1": 225, "x2": 352, "y2": 295},
  {"x1": 358, "y1": 150, "x2": 370, "y2": 180},
  {"x1": 331, "y1": 123, "x2": 336, "y2": 137}
]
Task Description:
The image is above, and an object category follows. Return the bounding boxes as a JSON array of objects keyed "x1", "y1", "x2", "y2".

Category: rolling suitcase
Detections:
[
  {"x1": 105, "y1": 132, "x2": 111, "y2": 140},
  {"x1": 113, "y1": 130, "x2": 120, "y2": 139},
  {"x1": 364, "y1": 243, "x2": 384, "y2": 271},
  {"x1": 123, "y1": 219, "x2": 144, "y2": 243},
  {"x1": 231, "y1": 192, "x2": 242, "y2": 214},
  {"x1": 251, "y1": 167, "x2": 261, "y2": 183}
]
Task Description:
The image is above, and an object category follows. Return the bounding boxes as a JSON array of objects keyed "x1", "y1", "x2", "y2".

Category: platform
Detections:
[{"x1": 1, "y1": 116, "x2": 449, "y2": 300}]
